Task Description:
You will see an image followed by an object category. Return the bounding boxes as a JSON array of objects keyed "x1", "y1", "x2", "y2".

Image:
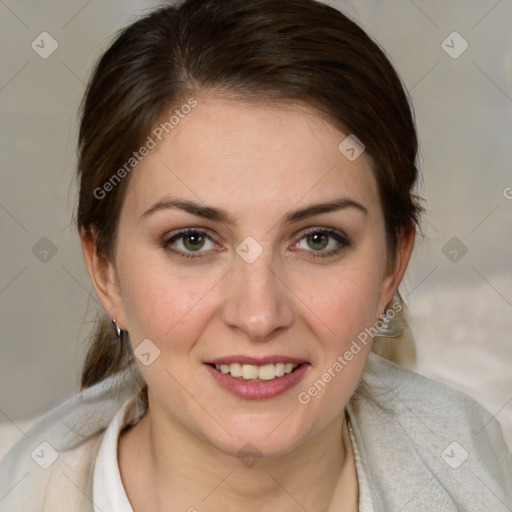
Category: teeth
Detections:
[
  {"x1": 258, "y1": 364, "x2": 275, "y2": 380},
  {"x1": 242, "y1": 364, "x2": 259, "y2": 380},
  {"x1": 214, "y1": 362, "x2": 300, "y2": 380}
]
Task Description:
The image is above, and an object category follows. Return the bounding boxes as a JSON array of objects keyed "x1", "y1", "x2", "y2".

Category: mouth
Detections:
[
  {"x1": 209, "y1": 362, "x2": 303, "y2": 381},
  {"x1": 204, "y1": 357, "x2": 310, "y2": 400}
]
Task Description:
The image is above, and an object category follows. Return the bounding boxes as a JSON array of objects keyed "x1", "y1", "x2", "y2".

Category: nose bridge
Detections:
[{"x1": 221, "y1": 247, "x2": 294, "y2": 340}]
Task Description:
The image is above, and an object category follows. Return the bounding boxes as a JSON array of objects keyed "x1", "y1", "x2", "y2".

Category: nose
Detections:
[{"x1": 220, "y1": 253, "x2": 295, "y2": 342}]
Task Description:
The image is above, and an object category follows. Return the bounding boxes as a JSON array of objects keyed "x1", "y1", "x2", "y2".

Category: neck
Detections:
[{"x1": 119, "y1": 404, "x2": 357, "y2": 512}]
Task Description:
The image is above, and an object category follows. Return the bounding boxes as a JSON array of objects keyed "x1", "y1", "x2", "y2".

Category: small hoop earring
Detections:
[{"x1": 112, "y1": 317, "x2": 122, "y2": 338}]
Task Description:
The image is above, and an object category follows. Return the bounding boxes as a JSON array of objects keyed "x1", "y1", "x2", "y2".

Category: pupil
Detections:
[
  {"x1": 308, "y1": 233, "x2": 328, "y2": 251},
  {"x1": 184, "y1": 233, "x2": 204, "y2": 251}
]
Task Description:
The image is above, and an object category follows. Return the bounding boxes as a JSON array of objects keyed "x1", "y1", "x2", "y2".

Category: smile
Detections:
[
  {"x1": 204, "y1": 358, "x2": 310, "y2": 400},
  {"x1": 213, "y1": 362, "x2": 300, "y2": 380}
]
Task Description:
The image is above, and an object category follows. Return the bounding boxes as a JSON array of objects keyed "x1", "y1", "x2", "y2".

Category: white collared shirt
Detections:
[{"x1": 93, "y1": 399, "x2": 135, "y2": 512}]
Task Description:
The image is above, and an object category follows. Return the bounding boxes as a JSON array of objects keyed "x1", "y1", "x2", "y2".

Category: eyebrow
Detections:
[{"x1": 139, "y1": 197, "x2": 368, "y2": 225}]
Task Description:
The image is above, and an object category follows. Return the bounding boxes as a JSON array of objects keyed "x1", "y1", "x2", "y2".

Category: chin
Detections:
[{"x1": 196, "y1": 411, "x2": 318, "y2": 462}]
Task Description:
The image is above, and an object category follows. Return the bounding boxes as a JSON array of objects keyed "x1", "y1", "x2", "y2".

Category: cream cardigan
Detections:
[{"x1": 1, "y1": 353, "x2": 511, "y2": 511}]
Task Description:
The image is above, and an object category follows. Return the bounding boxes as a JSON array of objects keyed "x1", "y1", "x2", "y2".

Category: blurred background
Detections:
[{"x1": 1, "y1": 0, "x2": 511, "y2": 455}]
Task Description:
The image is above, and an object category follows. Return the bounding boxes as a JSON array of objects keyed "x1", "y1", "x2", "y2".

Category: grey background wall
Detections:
[{"x1": 1, "y1": 0, "x2": 511, "y2": 444}]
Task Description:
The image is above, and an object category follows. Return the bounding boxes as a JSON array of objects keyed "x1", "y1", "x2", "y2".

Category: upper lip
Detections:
[{"x1": 205, "y1": 355, "x2": 308, "y2": 365}]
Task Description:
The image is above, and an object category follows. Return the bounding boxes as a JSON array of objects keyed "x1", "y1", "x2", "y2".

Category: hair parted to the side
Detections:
[{"x1": 76, "y1": 0, "x2": 423, "y2": 389}]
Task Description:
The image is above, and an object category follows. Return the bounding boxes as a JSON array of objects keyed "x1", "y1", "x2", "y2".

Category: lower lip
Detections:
[{"x1": 204, "y1": 363, "x2": 310, "y2": 400}]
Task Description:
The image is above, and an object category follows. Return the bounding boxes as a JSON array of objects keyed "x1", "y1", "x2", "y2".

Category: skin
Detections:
[{"x1": 81, "y1": 95, "x2": 414, "y2": 511}]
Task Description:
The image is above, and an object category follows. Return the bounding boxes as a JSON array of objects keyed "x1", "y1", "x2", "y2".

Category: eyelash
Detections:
[{"x1": 162, "y1": 227, "x2": 350, "y2": 261}]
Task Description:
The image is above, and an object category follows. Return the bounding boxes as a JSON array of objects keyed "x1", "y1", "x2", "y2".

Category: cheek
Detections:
[
  {"x1": 294, "y1": 269, "x2": 381, "y2": 417},
  {"x1": 332, "y1": 273, "x2": 381, "y2": 333},
  {"x1": 117, "y1": 249, "x2": 226, "y2": 347},
  {"x1": 297, "y1": 261, "x2": 384, "y2": 346}
]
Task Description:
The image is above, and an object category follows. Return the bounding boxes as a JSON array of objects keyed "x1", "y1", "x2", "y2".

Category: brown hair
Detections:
[{"x1": 76, "y1": 0, "x2": 423, "y2": 388}]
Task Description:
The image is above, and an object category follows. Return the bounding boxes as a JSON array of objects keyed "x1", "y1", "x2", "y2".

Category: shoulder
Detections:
[
  {"x1": 358, "y1": 351, "x2": 505, "y2": 437},
  {"x1": 0, "y1": 366, "x2": 143, "y2": 512},
  {"x1": 348, "y1": 352, "x2": 512, "y2": 511},
  {"x1": 0, "y1": 423, "x2": 104, "y2": 511}
]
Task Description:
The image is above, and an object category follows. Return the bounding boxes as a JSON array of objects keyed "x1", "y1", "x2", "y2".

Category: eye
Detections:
[
  {"x1": 162, "y1": 228, "x2": 218, "y2": 260},
  {"x1": 293, "y1": 228, "x2": 350, "y2": 259},
  {"x1": 163, "y1": 227, "x2": 350, "y2": 261}
]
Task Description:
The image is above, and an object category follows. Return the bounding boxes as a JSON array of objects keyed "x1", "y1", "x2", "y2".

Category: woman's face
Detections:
[{"x1": 93, "y1": 96, "x2": 411, "y2": 458}]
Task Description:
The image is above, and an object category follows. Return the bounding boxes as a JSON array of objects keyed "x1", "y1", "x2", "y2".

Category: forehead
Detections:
[{"x1": 123, "y1": 96, "x2": 380, "y2": 220}]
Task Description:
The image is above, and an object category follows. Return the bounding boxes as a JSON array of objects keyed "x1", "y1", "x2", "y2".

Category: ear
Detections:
[
  {"x1": 80, "y1": 227, "x2": 127, "y2": 330},
  {"x1": 378, "y1": 224, "x2": 415, "y2": 315}
]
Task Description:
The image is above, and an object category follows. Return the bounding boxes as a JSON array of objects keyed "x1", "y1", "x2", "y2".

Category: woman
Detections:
[{"x1": 1, "y1": 0, "x2": 511, "y2": 510}]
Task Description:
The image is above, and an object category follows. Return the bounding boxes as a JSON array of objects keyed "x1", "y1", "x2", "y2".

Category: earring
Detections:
[
  {"x1": 375, "y1": 294, "x2": 406, "y2": 338},
  {"x1": 112, "y1": 317, "x2": 122, "y2": 338}
]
